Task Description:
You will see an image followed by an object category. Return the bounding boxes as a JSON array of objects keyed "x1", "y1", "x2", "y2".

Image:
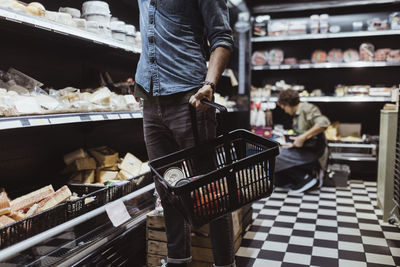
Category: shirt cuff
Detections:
[{"x1": 210, "y1": 40, "x2": 234, "y2": 53}]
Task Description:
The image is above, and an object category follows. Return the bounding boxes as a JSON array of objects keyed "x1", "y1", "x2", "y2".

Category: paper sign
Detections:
[{"x1": 105, "y1": 199, "x2": 131, "y2": 227}]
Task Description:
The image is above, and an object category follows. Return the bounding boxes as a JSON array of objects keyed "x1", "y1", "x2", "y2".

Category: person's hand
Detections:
[
  {"x1": 281, "y1": 143, "x2": 293, "y2": 149},
  {"x1": 290, "y1": 135, "x2": 307, "y2": 148},
  {"x1": 189, "y1": 84, "x2": 213, "y2": 111}
]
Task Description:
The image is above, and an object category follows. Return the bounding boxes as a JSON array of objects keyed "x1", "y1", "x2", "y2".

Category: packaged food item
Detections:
[
  {"x1": 268, "y1": 49, "x2": 284, "y2": 65},
  {"x1": 329, "y1": 25, "x2": 341, "y2": 33},
  {"x1": 387, "y1": 49, "x2": 400, "y2": 63},
  {"x1": 59, "y1": 7, "x2": 81, "y2": 18},
  {"x1": 84, "y1": 14, "x2": 111, "y2": 28},
  {"x1": 251, "y1": 51, "x2": 268, "y2": 66},
  {"x1": 56, "y1": 12, "x2": 73, "y2": 26},
  {"x1": 26, "y1": 2, "x2": 45, "y2": 17},
  {"x1": 73, "y1": 18, "x2": 87, "y2": 30},
  {"x1": 389, "y1": 12, "x2": 400, "y2": 30},
  {"x1": 112, "y1": 31, "x2": 126, "y2": 42},
  {"x1": 86, "y1": 20, "x2": 100, "y2": 34},
  {"x1": 352, "y1": 21, "x2": 363, "y2": 31},
  {"x1": 367, "y1": 18, "x2": 389, "y2": 31},
  {"x1": 125, "y1": 25, "x2": 136, "y2": 36},
  {"x1": 284, "y1": 57, "x2": 297, "y2": 65},
  {"x1": 359, "y1": 43, "x2": 375, "y2": 62},
  {"x1": 369, "y1": 87, "x2": 392, "y2": 97},
  {"x1": 253, "y1": 15, "x2": 270, "y2": 37},
  {"x1": 343, "y1": 49, "x2": 360, "y2": 63},
  {"x1": 374, "y1": 48, "x2": 391, "y2": 61},
  {"x1": 311, "y1": 50, "x2": 327, "y2": 63},
  {"x1": 268, "y1": 21, "x2": 289, "y2": 36},
  {"x1": 309, "y1": 14, "x2": 319, "y2": 34},
  {"x1": 288, "y1": 20, "x2": 307, "y2": 35},
  {"x1": 327, "y1": 49, "x2": 343, "y2": 63},
  {"x1": 164, "y1": 167, "x2": 185, "y2": 186},
  {"x1": 82, "y1": 1, "x2": 110, "y2": 16},
  {"x1": 44, "y1": 11, "x2": 58, "y2": 22},
  {"x1": 319, "y1": 14, "x2": 329, "y2": 33}
]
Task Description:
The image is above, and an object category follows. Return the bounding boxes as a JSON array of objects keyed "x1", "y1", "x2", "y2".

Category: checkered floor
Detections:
[{"x1": 236, "y1": 181, "x2": 400, "y2": 267}]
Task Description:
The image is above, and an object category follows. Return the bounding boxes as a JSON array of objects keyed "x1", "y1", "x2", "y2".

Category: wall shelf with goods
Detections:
[
  {"x1": 0, "y1": 1, "x2": 246, "y2": 265},
  {"x1": 249, "y1": 1, "x2": 400, "y2": 179}
]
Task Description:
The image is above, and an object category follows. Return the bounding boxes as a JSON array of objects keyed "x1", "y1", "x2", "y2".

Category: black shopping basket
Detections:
[{"x1": 149, "y1": 100, "x2": 279, "y2": 228}]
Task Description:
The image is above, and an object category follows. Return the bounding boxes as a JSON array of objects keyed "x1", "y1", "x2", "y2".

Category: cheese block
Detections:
[
  {"x1": 9, "y1": 211, "x2": 25, "y2": 221},
  {"x1": 74, "y1": 157, "x2": 96, "y2": 171},
  {"x1": 101, "y1": 164, "x2": 119, "y2": 171},
  {"x1": 0, "y1": 192, "x2": 11, "y2": 216},
  {"x1": 35, "y1": 94, "x2": 60, "y2": 110},
  {"x1": 89, "y1": 146, "x2": 119, "y2": 167},
  {"x1": 118, "y1": 169, "x2": 133, "y2": 180},
  {"x1": 8, "y1": 85, "x2": 29, "y2": 95},
  {"x1": 82, "y1": 170, "x2": 95, "y2": 184},
  {"x1": 90, "y1": 87, "x2": 111, "y2": 106},
  {"x1": 25, "y1": 203, "x2": 39, "y2": 217},
  {"x1": 68, "y1": 172, "x2": 83, "y2": 184},
  {"x1": 0, "y1": 215, "x2": 15, "y2": 227},
  {"x1": 97, "y1": 171, "x2": 118, "y2": 184},
  {"x1": 64, "y1": 148, "x2": 88, "y2": 166},
  {"x1": 118, "y1": 153, "x2": 142, "y2": 177},
  {"x1": 36, "y1": 186, "x2": 72, "y2": 213},
  {"x1": 13, "y1": 96, "x2": 42, "y2": 115},
  {"x1": 11, "y1": 185, "x2": 54, "y2": 212},
  {"x1": 140, "y1": 162, "x2": 150, "y2": 174}
]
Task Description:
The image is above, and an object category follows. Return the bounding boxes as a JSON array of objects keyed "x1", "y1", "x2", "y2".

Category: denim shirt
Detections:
[{"x1": 135, "y1": 0, "x2": 234, "y2": 96}]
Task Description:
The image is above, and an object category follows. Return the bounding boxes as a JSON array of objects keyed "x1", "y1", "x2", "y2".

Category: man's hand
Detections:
[
  {"x1": 290, "y1": 135, "x2": 307, "y2": 148},
  {"x1": 189, "y1": 84, "x2": 213, "y2": 111}
]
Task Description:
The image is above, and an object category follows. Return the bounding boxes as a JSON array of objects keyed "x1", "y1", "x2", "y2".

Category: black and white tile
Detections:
[{"x1": 236, "y1": 181, "x2": 400, "y2": 267}]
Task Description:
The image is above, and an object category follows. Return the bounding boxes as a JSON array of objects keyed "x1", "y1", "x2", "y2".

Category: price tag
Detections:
[
  {"x1": 132, "y1": 112, "x2": 142, "y2": 118},
  {"x1": 0, "y1": 120, "x2": 22, "y2": 130},
  {"x1": 269, "y1": 65, "x2": 279, "y2": 70},
  {"x1": 299, "y1": 64, "x2": 311, "y2": 69},
  {"x1": 89, "y1": 115, "x2": 104, "y2": 121},
  {"x1": 105, "y1": 199, "x2": 131, "y2": 227},
  {"x1": 280, "y1": 65, "x2": 291, "y2": 69},
  {"x1": 107, "y1": 114, "x2": 120, "y2": 120},
  {"x1": 120, "y1": 113, "x2": 132, "y2": 119},
  {"x1": 49, "y1": 116, "x2": 81, "y2": 124},
  {"x1": 29, "y1": 118, "x2": 50, "y2": 126}
]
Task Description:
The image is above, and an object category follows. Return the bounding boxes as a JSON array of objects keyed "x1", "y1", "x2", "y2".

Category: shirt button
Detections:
[
  {"x1": 149, "y1": 37, "x2": 154, "y2": 43},
  {"x1": 150, "y1": 58, "x2": 156, "y2": 64},
  {"x1": 150, "y1": 0, "x2": 156, "y2": 6},
  {"x1": 149, "y1": 18, "x2": 154, "y2": 24}
]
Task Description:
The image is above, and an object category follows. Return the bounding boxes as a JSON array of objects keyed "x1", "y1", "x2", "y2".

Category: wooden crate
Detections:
[{"x1": 146, "y1": 206, "x2": 251, "y2": 267}]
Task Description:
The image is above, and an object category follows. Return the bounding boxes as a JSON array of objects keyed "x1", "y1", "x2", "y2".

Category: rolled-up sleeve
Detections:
[
  {"x1": 307, "y1": 105, "x2": 331, "y2": 128},
  {"x1": 198, "y1": 0, "x2": 234, "y2": 52}
]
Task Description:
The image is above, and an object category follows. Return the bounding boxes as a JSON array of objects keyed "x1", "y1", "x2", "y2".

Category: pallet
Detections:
[{"x1": 146, "y1": 205, "x2": 252, "y2": 267}]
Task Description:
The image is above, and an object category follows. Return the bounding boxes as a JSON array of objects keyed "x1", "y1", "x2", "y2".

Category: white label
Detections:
[
  {"x1": 0, "y1": 120, "x2": 22, "y2": 130},
  {"x1": 49, "y1": 116, "x2": 81, "y2": 124},
  {"x1": 29, "y1": 118, "x2": 50, "y2": 126},
  {"x1": 90, "y1": 115, "x2": 104, "y2": 121},
  {"x1": 105, "y1": 199, "x2": 131, "y2": 227},
  {"x1": 107, "y1": 114, "x2": 120, "y2": 120},
  {"x1": 120, "y1": 113, "x2": 132, "y2": 119},
  {"x1": 299, "y1": 64, "x2": 311, "y2": 69},
  {"x1": 132, "y1": 112, "x2": 142, "y2": 118},
  {"x1": 280, "y1": 65, "x2": 291, "y2": 69},
  {"x1": 269, "y1": 65, "x2": 279, "y2": 70}
]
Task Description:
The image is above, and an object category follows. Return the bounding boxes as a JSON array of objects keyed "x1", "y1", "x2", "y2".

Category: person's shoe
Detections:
[
  {"x1": 160, "y1": 259, "x2": 187, "y2": 267},
  {"x1": 317, "y1": 169, "x2": 325, "y2": 188},
  {"x1": 290, "y1": 175, "x2": 317, "y2": 194}
]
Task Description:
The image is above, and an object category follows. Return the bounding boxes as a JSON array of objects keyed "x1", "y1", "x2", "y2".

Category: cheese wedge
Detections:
[
  {"x1": 89, "y1": 146, "x2": 119, "y2": 167},
  {"x1": 97, "y1": 171, "x2": 118, "y2": 184},
  {"x1": 64, "y1": 148, "x2": 88, "y2": 166}
]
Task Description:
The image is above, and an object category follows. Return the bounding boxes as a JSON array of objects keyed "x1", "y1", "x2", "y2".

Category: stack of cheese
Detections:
[
  {"x1": 0, "y1": 185, "x2": 72, "y2": 227},
  {"x1": 65, "y1": 147, "x2": 149, "y2": 186}
]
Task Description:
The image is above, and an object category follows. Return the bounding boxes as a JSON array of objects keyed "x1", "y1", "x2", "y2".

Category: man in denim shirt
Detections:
[{"x1": 135, "y1": 1, "x2": 235, "y2": 267}]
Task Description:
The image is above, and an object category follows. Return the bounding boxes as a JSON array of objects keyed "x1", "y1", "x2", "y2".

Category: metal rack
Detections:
[
  {"x1": 252, "y1": 61, "x2": 400, "y2": 71},
  {"x1": 0, "y1": 7, "x2": 141, "y2": 54},
  {"x1": 252, "y1": 96, "x2": 392, "y2": 103},
  {"x1": 252, "y1": 29, "x2": 400, "y2": 43}
]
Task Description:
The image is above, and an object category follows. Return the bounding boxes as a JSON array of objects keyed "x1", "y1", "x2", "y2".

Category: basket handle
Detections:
[{"x1": 190, "y1": 99, "x2": 228, "y2": 146}]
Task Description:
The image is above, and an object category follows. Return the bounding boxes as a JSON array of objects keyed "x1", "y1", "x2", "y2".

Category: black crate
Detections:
[{"x1": 0, "y1": 203, "x2": 67, "y2": 249}]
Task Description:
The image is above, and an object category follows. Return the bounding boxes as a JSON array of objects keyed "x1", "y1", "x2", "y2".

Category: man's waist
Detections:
[{"x1": 134, "y1": 83, "x2": 198, "y2": 105}]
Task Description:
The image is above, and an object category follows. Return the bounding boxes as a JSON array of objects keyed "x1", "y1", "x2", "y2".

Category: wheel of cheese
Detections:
[
  {"x1": 343, "y1": 49, "x2": 359, "y2": 63},
  {"x1": 327, "y1": 49, "x2": 343, "y2": 63},
  {"x1": 252, "y1": 51, "x2": 268, "y2": 66},
  {"x1": 268, "y1": 49, "x2": 284, "y2": 65},
  {"x1": 359, "y1": 43, "x2": 375, "y2": 62},
  {"x1": 311, "y1": 50, "x2": 327, "y2": 63}
]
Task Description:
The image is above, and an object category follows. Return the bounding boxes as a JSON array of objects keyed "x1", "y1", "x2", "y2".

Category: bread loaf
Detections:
[{"x1": 0, "y1": 192, "x2": 11, "y2": 216}]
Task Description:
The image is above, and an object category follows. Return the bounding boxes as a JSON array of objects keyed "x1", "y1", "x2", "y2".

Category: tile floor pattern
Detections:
[{"x1": 236, "y1": 181, "x2": 400, "y2": 267}]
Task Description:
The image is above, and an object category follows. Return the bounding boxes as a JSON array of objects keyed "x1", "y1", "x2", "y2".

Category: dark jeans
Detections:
[
  {"x1": 275, "y1": 162, "x2": 320, "y2": 187},
  {"x1": 143, "y1": 100, "x2": 235, "y2": 267}
]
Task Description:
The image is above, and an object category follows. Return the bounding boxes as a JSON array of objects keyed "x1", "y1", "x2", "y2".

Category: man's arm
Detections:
[
  {"x1": 189, "y1": 47, "x2": 231, "y2": 110},
  {"x1": 290, "y1": 125, "x2": 327, "y2": 148}
]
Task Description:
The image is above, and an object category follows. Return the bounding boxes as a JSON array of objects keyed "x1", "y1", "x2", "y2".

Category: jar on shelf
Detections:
[
  {"x1": 319, "y1": 14, "x2": 329, "y2": 34},
  {"x1": 309, "y1": 14, "x2": 319, "y2": 34}
]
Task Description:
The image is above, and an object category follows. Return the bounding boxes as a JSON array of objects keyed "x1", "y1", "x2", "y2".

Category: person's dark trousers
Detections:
[
  {"x1": 275, "y1": 162, "x2": 318, "y2": 187},
  {"x1": 143, "y1": 99, "x2": 236, "y2": 267}
]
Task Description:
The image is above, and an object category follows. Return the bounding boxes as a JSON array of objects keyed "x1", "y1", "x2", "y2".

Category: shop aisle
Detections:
[{"x1": 236, "y1": 181, "x2": 400, "y2": 267}]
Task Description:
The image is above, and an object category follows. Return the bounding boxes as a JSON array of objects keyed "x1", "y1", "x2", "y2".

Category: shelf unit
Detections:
[
  {"x1": 249, "y1": 1, "x2": 400, "y2": 179},
  {"x1": 252, "y1": 61, "x2": 400, "y2": 71},
  {"x1": 252, "y1": 29, "x2": 400, "y2": 42},
  {"x1": 252, "y1": 96, "x2": 392, "y2": 103},
  {"x1": 0, "y1": 7, "x2": 141, "y2": 54}
]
